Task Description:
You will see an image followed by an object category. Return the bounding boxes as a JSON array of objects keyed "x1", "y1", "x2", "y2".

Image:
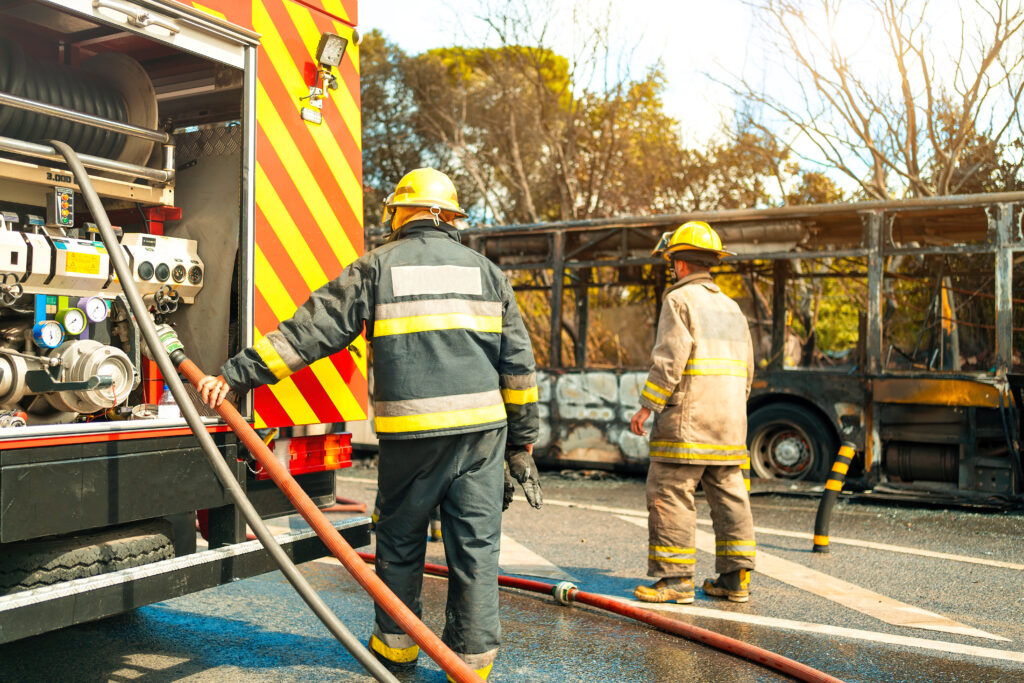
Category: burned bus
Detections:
[{"x1": 453, "y1": 193, "x2": 1024, "y2": 505}]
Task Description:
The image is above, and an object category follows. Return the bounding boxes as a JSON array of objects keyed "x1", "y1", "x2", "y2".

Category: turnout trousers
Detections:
[
  {"x1": 371, "y1": 426, "x2": 506, "y2": 672},
  {"x1": 646, "y1": 461, "x2": 756, "y2": 578}
]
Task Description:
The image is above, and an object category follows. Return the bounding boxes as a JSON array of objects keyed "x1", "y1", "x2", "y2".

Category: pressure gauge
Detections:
[
  {"x1": 32, "y1": 320, "x2": 65, "y2": 349},
  {"x1": 80, "y1": 296, "x2": 109, "y2": 323},
  {"x1": 56, "y1": 307, "x2": 87, "y2": 336},
  {"x1": 171, "y1": 264, "x2": 186, "y2": 283}
]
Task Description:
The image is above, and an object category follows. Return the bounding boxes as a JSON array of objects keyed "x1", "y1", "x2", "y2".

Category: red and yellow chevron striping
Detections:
[{"x1": 192, "y1": 0, "x2": 366, "y2": 428}]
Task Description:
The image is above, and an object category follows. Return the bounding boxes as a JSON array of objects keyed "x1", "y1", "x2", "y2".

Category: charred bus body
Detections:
[{"x1": 450, "y1": 195, "x2": 1024, "y2": 505}]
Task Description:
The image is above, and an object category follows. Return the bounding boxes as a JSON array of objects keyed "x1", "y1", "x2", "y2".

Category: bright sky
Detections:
[
  {"x1": 358, "y1": 1, "x2": 1003, "y2": 183},
  {"x1": 358, "y1": 0, "x2": 756, "y2": 143}
]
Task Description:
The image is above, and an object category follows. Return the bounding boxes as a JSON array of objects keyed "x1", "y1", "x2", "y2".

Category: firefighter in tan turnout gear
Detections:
[
  {"x1": 629, "y1": 221, "x2": 756, "y2": 604},
  {"x1": 198, "y1": 168, "x2": 541, "y2": 680}
]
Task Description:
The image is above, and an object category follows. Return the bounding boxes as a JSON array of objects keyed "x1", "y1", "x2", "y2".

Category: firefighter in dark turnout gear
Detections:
[{"x1": 198, "y1": 168, "x2": 541, "y2": 680}]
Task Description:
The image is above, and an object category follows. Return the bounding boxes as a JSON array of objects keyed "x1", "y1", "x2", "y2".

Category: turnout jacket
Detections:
[
  {"x1": 639, "y1": 272, "x2": 754, "y2": 466},
  {"x1": 221, "y1": 220, "x2": 539, "y2": 444}
]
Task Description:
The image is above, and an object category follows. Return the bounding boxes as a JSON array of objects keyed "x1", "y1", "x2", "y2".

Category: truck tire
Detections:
[
  {"x1": 0, "y1": 520, "x2": 174, "y2": 595},
  {"x1": 747, "y1": 403, "x2": 838, "y2": 482}
]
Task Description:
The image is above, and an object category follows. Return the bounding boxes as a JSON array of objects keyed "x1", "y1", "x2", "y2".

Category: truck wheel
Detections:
[
  {"x1": 0, "y1": 520, "x2": 174, "y2": 595},
  {"x1": 747, "y1": 403, "x2": 838, "y2": 482}
]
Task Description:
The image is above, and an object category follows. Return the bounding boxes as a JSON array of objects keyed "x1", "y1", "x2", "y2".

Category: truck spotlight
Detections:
[{"x1": 315, "y1": 32, "x2": 348, "y2": 68}]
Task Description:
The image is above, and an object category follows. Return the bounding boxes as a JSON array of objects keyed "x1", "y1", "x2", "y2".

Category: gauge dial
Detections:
[
  {"x1": 56, "y1": 307, "x2": 87, "y2": 336},
  {"x1": 138, "y1": 261, "x2": 154, "y2": 280},
  {"x1": 32, "y1": 320, "x2": 65, "y2": 349},
  {"x1": 80, "y1": 296, "x2": 109, "y2": 323},
  {"x1": 171, "y1": 264, "x2": 186, "y2": 282},
  {"x1": 187, "y1": 265, "x2": 203, "y2": 285},
  {"x1": 155, "y1": 263, "x2": 170, "y2": 282}
]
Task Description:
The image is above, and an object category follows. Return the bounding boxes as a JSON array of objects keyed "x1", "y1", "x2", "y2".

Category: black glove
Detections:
[{"x1": 505, "y1": 445, "x2": 542, "y2": 509}]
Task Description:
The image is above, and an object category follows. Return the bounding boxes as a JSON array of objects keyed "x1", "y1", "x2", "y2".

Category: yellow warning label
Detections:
[{"x1": 65, "y1": 251, "x2": 101, "y2": 275}]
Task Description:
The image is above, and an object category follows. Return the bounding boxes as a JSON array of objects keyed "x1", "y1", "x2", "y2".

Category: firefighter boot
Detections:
[
  {"x1": 429, "y1": 517, "x2": 443, "y2": 542},
  {"x1": 368, "y1": 634, "x2": 419, "y2": 674},
  {"x1": 633, "y1": 577, "x2": 695, "y2": 604},
  {"x1": 702, "y1": 569, "x2": 751, "y2": 603}
]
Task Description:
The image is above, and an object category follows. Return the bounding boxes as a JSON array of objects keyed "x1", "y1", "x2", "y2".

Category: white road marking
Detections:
[
  {"x1": 499, "y1": 534, "x2": 577, "y2": 582},
  {"x1": 591, "y1": 595, "x2": 1024, "y2": 665},
  {"x1": 698, "y1": 521, "x2": 1024, "y2": 572},
  {"x1": 538, "y1": 496, "x2": 1024, "y2": 572},
  {"x1": 616, "y1": 515, "x2": 1007, "y2": 641}
]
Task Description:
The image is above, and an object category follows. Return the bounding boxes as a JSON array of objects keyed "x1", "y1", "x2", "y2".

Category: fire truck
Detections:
[{"x1": 0, "y1": 0, "x2": 368, "y2": 643}]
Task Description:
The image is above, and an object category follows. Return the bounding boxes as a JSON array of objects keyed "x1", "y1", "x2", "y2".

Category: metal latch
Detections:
[{"x1": 92, "y1": 0, "x2": 181, "y2": 36}]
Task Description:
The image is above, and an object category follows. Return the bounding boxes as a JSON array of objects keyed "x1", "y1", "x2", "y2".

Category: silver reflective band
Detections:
[
  {"x1": 376, "y1": 298, "x2": 501, "y2": 320},
  {"x1": 374, "y1": 389, "x2": 504, "y2": 417},
  {"x1": 391, "y1": 265, "x2": 482, "y2": 296},
  {"x1": 372, "y1": 626, "x2": 416, "y2": 650}
]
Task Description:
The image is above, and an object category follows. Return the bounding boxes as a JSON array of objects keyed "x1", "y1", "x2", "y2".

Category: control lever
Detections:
[{"x1": 25, "y1": 368, "x2": 114, "y2": 393}]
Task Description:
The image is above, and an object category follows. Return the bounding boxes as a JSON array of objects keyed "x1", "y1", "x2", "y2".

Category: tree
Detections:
[
  {"x1": 731, "y1": 0, "x2": 1024, "y2": 198},
  {"x1": 360, "y1": 30, "x2": 425, "y2": 229},
  {"x1": 785, "y1": 170, "x2": 845, "y2": 205}
]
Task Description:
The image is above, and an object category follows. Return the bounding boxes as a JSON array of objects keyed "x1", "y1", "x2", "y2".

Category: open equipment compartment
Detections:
[{"x1": 0, "y1": 0, "x2": 254, "y2": 435}]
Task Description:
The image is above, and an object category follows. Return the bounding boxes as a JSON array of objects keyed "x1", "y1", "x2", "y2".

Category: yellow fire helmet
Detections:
[
  {"x1": 652, "y1": 220, "x2": 734, "y2": 260},
  {"x1": 381, "y1": 167, "x2": 467, "y2": 230}
]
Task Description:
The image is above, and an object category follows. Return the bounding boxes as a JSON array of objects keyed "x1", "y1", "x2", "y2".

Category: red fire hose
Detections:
[
  {"x1": 323, "y1": 497, "x2": 367, "y2": 513},
  {"x1": 177, "y1": 359, "x2": 483, "y2": 683},
  {"x1": 54, "y1": 139, "x2": 476, "y2": 683},
  {"x1": 352, "y1": 552, "x2": 844, "y2": 683}
]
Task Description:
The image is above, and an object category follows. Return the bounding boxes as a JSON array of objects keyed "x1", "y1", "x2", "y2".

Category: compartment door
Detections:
[{"x1": 247, "y1": 0, "x2": 366, "y2": 428}]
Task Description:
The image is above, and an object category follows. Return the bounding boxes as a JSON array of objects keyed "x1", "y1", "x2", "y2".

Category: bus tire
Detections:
[
  {"x1": 747, "y1": 403, "x2": 838, "y2": 482},
  {"x1": 0, "y1": 520, "x2": 174, "y2": 595}
]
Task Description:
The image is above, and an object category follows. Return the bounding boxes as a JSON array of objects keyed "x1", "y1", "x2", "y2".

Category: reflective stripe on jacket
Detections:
[
  {"x1": 639, "y1": 272, "x2": 754, "y2": 466},
  {"x1": 221, "y1": 220, "x2": 539, "y2": 443}
]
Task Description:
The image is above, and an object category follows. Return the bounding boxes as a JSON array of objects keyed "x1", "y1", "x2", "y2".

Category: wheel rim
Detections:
[{"x1": 749, "y1": 422, "x2": 815, "y2": 479}]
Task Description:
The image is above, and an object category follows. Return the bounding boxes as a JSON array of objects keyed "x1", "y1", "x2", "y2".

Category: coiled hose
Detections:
[{"x1": 2, "y1": 40, "x2": 128, "y2": 157}]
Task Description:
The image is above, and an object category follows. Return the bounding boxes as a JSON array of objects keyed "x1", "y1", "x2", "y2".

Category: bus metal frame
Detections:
[{"x1": 439, "y1": 193, "x2": 1024, "y2": 504}]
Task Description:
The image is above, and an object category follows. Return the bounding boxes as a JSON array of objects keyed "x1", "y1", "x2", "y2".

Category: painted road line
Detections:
[
  {"x1": 591, "y1": 595, "x2": 1024, "y2": 665},
  {"x1": 500, "y1": 534, "x2": 577, "y2": 582},
  {"x1": 695, "y1": 520, "x2": 1024, "y2": 572},
  {"x1": 538, "y1": 497, "x2": 1023, "y2": 572},
  {"x1": 617, "y1": 515, "x2": 1007, "y2": 641},
  {"x1": 336, "y1": 482, "x2": 1024, "y2": 573}
]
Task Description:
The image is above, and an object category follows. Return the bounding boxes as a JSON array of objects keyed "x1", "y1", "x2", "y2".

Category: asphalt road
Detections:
[{"x1": 2, "y1": 461, "x2": 1023, "y2": 682}]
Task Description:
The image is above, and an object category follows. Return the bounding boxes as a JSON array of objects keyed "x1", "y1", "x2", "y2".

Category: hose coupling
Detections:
[{"x1": 553, "y1": 581, "x2": 577, "y2": 606}]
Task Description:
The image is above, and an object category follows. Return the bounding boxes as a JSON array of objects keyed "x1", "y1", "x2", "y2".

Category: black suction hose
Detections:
[{"x1": 50, "y1": 140, "x2": 396, "y2": 683}]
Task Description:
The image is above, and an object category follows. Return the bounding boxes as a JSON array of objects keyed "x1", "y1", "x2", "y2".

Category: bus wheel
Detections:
[{"x1": 747, "y1": 403, "x2": 837, "y2": 481}]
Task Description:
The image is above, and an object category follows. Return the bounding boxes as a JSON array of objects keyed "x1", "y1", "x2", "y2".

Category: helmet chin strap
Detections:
[{"x1": 429, "y1": 205, "x2": 441, "y2": 226}]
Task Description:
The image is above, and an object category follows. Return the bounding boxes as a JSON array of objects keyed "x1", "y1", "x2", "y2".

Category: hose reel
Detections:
[{"x1": 0, "y1": 37, "x2": 158, "y2": 166}]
